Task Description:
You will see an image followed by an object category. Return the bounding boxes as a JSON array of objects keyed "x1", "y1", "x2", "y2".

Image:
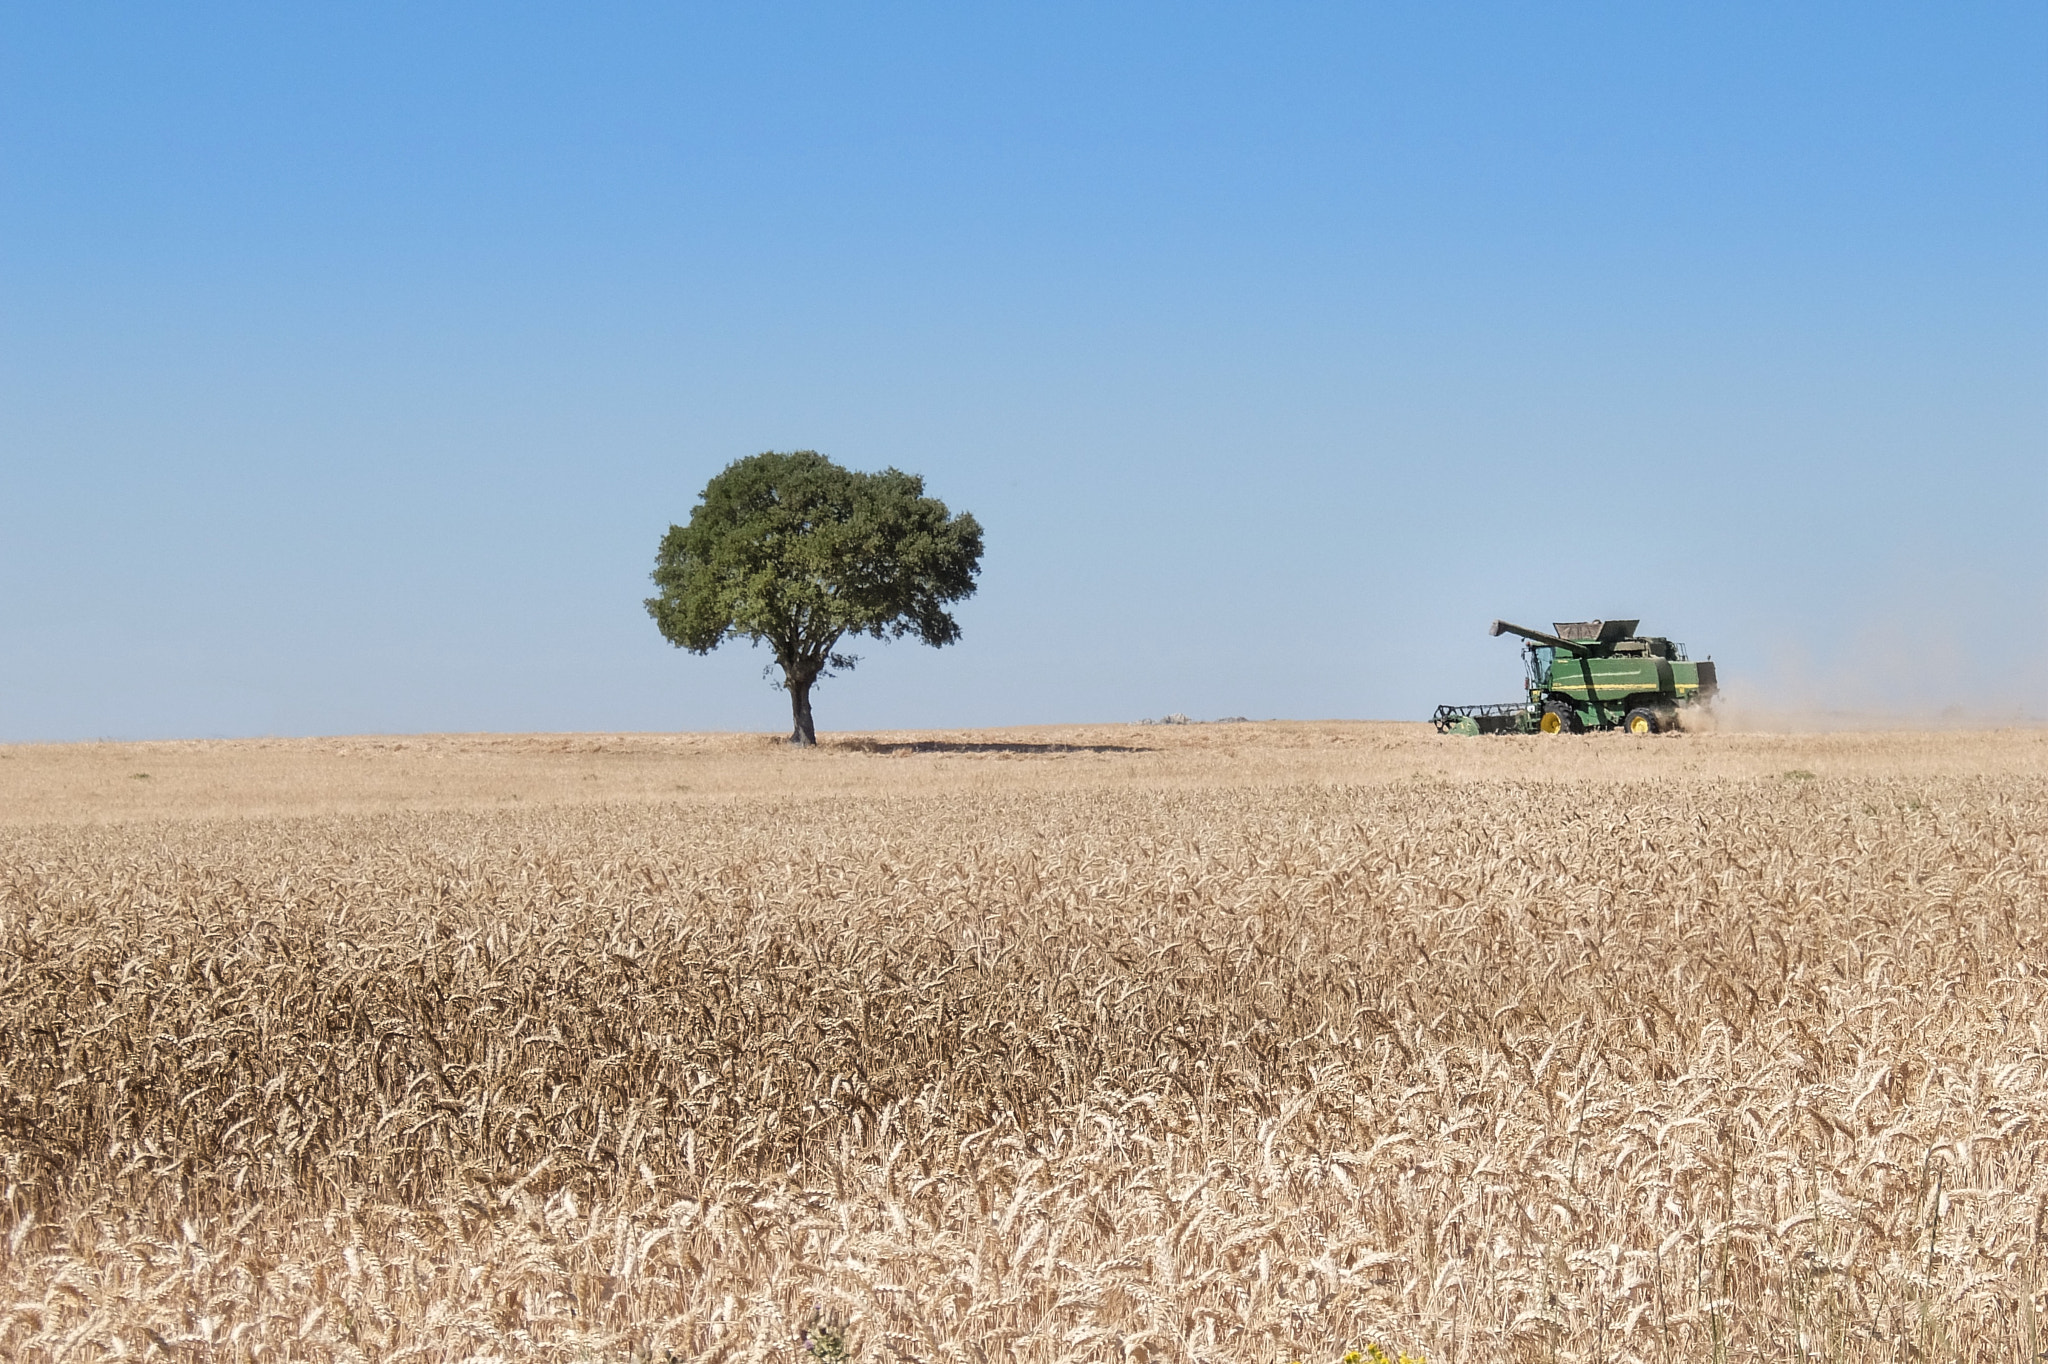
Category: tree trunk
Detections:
[{"x1": 787, "y1": 673, "x2": 817, "y2": 747}]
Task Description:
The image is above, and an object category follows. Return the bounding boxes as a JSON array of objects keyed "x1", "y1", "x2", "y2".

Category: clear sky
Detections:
[{"x1": 4, "y1": 4, "x2": 2043, "y2": 740}]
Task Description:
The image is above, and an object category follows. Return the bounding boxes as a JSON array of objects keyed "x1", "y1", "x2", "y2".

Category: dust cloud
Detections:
[{"x1": 1684, "y1": 593, "x2": 2047, "y2": 732}]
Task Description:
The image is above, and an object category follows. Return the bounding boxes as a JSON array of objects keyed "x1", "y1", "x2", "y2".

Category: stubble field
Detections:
[{"x1": 3, "y1": 722, "x2": 2047, "y2": 1363}]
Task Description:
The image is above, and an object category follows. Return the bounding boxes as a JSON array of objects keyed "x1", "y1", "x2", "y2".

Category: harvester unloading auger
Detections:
[{"x1": 1433, "y1": 619, "x2": 1718, "y2": 735}]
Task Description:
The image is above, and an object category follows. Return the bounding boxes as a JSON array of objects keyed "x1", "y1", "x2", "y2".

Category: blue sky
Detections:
[{"x1": 4, "y1": 3, "x2": 2043, "y2": 739}]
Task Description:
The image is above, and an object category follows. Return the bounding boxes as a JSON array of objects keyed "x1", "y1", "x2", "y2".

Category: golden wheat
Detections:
[{"x1": 2, "y1": 724, "x2": 2045, "y2": 1361}]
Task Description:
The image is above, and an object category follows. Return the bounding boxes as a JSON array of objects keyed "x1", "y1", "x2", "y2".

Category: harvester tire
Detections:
[
  {"x1": 1624, "y1": 706, "x2": 1661, "y2": 735},
  {"x1": 1539, "y1": 700, "x2": 1583, "y2": 735}
]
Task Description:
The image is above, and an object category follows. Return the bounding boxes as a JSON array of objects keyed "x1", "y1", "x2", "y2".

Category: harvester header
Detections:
[{"x1": 1437, "y1": 617, "x2": 1717, "y2": 735}]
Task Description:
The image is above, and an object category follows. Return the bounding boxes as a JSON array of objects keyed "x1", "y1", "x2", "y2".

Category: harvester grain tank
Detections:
[{"x1": 1433, "y1": 618, "x2": 1717, "y2": 735}]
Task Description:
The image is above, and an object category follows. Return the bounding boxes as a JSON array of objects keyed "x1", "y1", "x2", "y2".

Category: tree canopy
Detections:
[{"x1": 645, "y1": 451, "x2": 984, "y2": 745}]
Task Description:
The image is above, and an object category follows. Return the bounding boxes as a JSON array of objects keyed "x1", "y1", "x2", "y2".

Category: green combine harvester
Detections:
[{"x1": 1433, "y1": 618, "x2": 1718, "y2": 735}]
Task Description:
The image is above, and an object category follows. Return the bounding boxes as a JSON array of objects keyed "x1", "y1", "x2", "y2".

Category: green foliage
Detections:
[
  {"x1": 1291, "y1": 1348, "x2": 1426, "y2": 1364},
  {"x1": 645, "y1": 451, "x2": 982, "y2": 743},
  {"x1": 800, "y1": 1319, "x2": 850, "y2": 1361}
]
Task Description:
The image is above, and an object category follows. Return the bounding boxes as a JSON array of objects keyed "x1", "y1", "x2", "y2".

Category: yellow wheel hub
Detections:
[
  {"x1": 1539, "y1": 711, "x2": 1564, "y2": 734},
  {"x1": 1629, "y1": 715, "x2": 1652, "y2": 734}
]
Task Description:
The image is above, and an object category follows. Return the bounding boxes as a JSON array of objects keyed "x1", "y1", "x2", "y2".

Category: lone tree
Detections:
[{"x1": 646, "y1": 450, "x2": 984, "y2": 746}]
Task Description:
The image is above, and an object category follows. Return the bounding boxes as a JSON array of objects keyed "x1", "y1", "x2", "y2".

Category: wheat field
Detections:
[{"x1": 3, "y1": 722, "x2": 2047, "y2": 1362}]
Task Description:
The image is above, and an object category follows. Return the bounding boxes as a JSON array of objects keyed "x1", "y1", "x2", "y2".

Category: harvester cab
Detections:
[{"x1": 1433, "y1": 618, "x2": 1717, "y2": 735}]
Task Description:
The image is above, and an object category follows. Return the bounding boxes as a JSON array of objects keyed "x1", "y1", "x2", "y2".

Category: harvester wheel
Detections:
[
  {"x1": 1624, "y1": 706, "x2": 1661, "y2": 735},
  {"x1": 1539, "y1": 700, "x2": 1582, "y2": 735}
]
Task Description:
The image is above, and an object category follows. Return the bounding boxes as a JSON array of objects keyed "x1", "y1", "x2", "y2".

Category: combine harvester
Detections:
[{"x1": 1434, "y1": 618, "x2": 1718, "y2": 735}]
